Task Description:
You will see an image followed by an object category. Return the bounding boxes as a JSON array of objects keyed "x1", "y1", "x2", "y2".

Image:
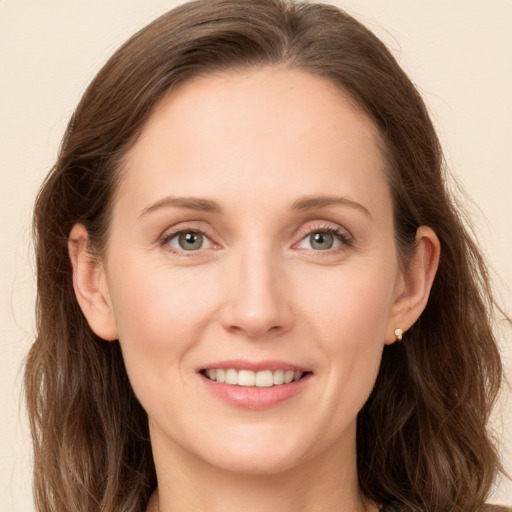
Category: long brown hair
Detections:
[{"x1": 25, "y1": 1, "x2": 507, "y2": 510}]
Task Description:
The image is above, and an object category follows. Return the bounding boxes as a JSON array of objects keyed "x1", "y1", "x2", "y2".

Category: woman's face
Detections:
[{"x1": 99, "y1": 67, "x2": 406, "y2": 474}]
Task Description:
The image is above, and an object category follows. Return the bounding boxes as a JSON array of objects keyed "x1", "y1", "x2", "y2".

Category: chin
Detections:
[
  {"x1": 204, "y1": 447, "x2": 307, "y2": 476},
  {"x1": 189, "y1": 425, "x2": 321, "y2": 476}
]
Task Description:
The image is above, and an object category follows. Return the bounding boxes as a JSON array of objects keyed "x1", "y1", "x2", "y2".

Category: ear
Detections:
[
  {"x1": 385, "y1": 226, "x2": 440, "y2": 344},
  {"x1": 68, "y1": 223, "x2": 118, "y2": 341}
]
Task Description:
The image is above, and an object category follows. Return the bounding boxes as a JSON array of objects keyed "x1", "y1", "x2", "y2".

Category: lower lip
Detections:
[{"x1": 200, "y1": 373, "x2": 312, "y2": 409}]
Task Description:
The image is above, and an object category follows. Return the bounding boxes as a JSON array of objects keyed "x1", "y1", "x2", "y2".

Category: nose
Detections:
[{"x1": 220, "y1": 245, "x2": 294, "y2": 338}]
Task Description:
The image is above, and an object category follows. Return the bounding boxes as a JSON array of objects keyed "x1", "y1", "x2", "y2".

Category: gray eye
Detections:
[
  {"x1": 174, "y1": 231, "x2": 205, "y2": 251},
  {"x1": 309, "y1": 232, "x2": 334, "y2": 250}
]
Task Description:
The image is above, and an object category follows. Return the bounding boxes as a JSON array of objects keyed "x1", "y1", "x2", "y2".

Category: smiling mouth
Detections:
[{"x1": 200, "y1": 368, "x2": 311, "y2": 388}]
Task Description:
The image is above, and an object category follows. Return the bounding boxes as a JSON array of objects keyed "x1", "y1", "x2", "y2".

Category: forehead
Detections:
[{"x1": 116, "y1": 66, "x2": 389, "y2": 214}]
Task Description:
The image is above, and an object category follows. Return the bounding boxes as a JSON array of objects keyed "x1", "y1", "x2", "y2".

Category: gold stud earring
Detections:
[{"x1": 394, "y1": 328, "x2": 403, "y2": 341}]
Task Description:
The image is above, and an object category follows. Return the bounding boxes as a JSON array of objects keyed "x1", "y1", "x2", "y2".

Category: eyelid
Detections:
[
  {"x1": 159, "y1": 223, "x2": 220, "y2": 254},
  {"x1": 293, "y1": 222, "x2": 353, "y2": 251},
  {"x1": 157, "y1": 220, "x2": 353, "y2": 255}
]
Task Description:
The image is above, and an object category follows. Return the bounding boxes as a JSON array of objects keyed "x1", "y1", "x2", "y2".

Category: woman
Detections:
[{"x1": 25, "y1": 0, "x2": 509, "y2": 510}]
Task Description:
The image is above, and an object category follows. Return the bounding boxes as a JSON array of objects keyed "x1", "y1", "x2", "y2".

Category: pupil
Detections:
[
  {"x1": 179, "y1": 232, "x2": 203, "y2": 250},
  {"x1": 311, "y1": 232, "x2": 333, "y2": 250}
]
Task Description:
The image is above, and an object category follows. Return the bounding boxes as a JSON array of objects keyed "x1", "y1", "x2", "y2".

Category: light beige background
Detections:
[{"x1": 1, "y1": 1, "x2": 511, "y2": 510}]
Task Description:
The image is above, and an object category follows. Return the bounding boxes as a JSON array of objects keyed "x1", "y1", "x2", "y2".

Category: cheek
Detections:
[
  {"x1": 299, "y1": 261, "x2": 396, "y2": 399},
  {"x1": 105, "y1": 261, "x2": 219, "y2": 398},
  {"x1": 302, "y1": 260, "x2": 396, "y2": 344},
  {"x1": 108, "y1": 257, "x2": 214, "y2": 340}
]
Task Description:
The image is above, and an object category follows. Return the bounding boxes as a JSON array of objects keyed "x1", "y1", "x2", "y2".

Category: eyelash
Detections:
[
  {"x1": 159, "y1": 225, "x2": 215, "y2": 255},
  {"x1": 295, "y1": 224, "x2": 353, "y2": 252},
  {"x1": 159, "y1": 223, "x2": 353, "y2": 255}
]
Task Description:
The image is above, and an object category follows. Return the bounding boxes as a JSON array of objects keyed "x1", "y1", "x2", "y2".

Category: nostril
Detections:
[{"x1": 219, "y1": 273, "x2": 294, "y2": 338}]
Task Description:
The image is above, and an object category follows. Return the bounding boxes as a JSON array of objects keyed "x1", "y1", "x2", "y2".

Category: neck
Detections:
[
  {"x1": 148, "y1": 471, "x2": 373, "y2": 512},
  {"x1": 148, "y1": 423, "x2": 376, "y2": 512}
]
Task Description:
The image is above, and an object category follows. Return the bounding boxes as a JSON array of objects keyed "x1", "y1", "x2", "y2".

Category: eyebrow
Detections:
[
  {"x1": 139, "y1": 194, "x2": 371, "y2": 218},
  {"x1": 291, "y1": 195, "x2": 372, "y2": 218},
  {"x1": 140, "y1": 196, "x2": 223, "y2": 217}
]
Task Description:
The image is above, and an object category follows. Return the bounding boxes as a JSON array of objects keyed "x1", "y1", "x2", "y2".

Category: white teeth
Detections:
[
  {"x1": 284, "y1": 370, "x2": 294, "y2": 384},
  {"x1": 273, "y1": 369, "x2": 285, "y2": 385},
  {"x1": 255, "y1": 370, "x2": 273, "y2": 387},
  {"x1": 237, "y1": 369, "x2": 255, "y2": 386},
  {"x1": 225, "y1": 368, "x2": 238, "y2": 385},
  {"x1": 204, "y1": 368, "x2": 306, "y2": 387}
]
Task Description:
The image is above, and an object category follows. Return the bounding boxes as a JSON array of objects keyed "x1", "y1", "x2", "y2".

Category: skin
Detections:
[{"x1": 69, "y1": 67, "x2": 440, "y2": 512}]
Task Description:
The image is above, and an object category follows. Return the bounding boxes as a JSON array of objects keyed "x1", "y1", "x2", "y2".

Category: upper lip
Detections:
[{"x1": 199, "y1": 359, "x2": 311, "y2": 373}]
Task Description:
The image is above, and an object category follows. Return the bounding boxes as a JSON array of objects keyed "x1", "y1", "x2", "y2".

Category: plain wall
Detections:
[{"x1": 1, "y1": 0, "x2": 511, "y2": 509}]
